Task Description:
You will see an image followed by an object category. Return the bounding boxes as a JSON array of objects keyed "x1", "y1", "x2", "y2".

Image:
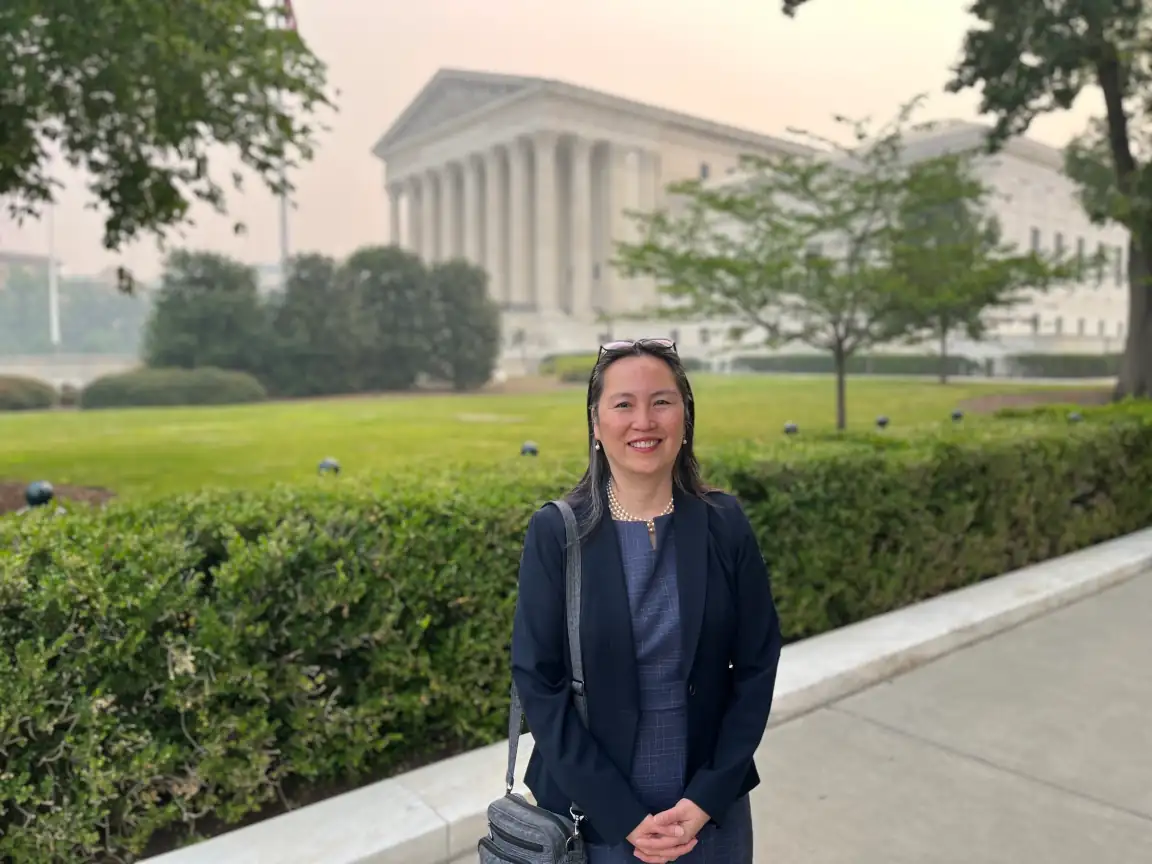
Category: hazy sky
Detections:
[{"x1": 0, "y1": 0, "x2": 1104, "y2": 281}]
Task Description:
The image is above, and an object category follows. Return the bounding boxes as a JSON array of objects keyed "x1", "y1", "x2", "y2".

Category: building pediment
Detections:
[{"x1": 373, "y1": 69, "x2": 541, "y2": 157}]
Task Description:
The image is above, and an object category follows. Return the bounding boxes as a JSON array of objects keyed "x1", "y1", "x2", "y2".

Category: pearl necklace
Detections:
[{"x1": 607, "y1": 479, "x2": 674, "y2": 549}]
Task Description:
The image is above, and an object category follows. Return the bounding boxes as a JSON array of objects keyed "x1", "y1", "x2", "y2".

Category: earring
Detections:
[
  {"x1": 594, "y1": 441, "x2": 601, "y2": 450},
  {"x1": 683, "y1": 437, "x2": 687, "y2": 444}
]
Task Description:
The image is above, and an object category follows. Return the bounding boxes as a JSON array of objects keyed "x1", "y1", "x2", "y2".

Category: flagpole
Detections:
[{"x1": 47, "y1": 203, "x2": 61, "y2": 349}]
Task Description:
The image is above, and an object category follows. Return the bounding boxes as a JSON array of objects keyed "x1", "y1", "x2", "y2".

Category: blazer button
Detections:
[{"x1": 688, "y1": 684, "x2": 696, "y2": 697}]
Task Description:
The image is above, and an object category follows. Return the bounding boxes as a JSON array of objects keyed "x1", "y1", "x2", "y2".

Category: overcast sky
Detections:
[{"x1": 0, "y1": 0, "x2": 1103, "y2": 281}]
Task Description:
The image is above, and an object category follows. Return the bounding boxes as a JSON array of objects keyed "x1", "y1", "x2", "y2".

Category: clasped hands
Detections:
[{"x1": 626, "y1": 798, "x2": 710, "y2": 863}]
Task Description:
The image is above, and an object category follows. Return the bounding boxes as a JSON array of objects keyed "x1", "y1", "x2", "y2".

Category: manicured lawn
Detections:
[{"x1": 0, "y1": 374, "x2": 1077, "y2": 500}]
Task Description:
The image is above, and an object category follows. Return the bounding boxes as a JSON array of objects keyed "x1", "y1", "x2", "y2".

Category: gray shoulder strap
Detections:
[{"x1": 505, "y1": 499, "x2": 586, "y2": 793}]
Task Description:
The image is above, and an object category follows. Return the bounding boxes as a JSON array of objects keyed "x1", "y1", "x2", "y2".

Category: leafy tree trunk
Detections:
[
  {"x1": 833, "y1": 343, "x2": 847, "y2": 430},
  {"x1": 938, "y1": 326, "x2": 950, "y2": 385},
  {"x1": 1117, "y1": 234, "x2": 1152, "y2": 397}
]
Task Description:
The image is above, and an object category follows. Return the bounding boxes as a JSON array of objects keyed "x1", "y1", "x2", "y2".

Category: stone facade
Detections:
[{"x1": 372, "y1": 68, "x2": 810, "y2": 365}]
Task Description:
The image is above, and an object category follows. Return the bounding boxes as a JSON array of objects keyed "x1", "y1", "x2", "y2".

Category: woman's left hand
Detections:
[{"x1": 640, "y1": 798, "x2": 711, "y2": 858}]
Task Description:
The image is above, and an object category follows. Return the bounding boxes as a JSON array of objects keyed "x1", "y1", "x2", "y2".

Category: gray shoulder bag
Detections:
[{"x1": 478, "y1": 498, "x2": 588, "y2": 864}]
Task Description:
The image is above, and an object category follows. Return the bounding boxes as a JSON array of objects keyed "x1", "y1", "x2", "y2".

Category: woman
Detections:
[{"x1": 511, "y1": 338, "x2": 782, "y2": 864}]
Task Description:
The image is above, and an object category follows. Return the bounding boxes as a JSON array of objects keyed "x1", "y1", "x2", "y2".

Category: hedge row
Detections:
[
  {"x1": 78, "y1": 367, "x2": 268, "y2": 409},
  {"x1": 0, "y1": 375, "x2": 59, "y2": 411},
  {"x1": 3, "y1": 403, "x2": 1152, "y2": 861},
  {"x1": 731, "y1": 353, "x2": 984, "y2": 377}
]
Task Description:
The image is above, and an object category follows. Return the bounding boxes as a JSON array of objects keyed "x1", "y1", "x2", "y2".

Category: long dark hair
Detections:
[{"x1": 567, "y1": 339, "x2": 712, "y2": 537}]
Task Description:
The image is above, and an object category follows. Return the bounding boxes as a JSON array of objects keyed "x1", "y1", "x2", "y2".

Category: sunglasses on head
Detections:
[{"x1": 598, "y1": 338, "x2": 677, "y2": 356}]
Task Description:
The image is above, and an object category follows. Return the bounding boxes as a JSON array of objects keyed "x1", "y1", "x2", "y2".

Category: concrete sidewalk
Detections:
[{"x1": 750, "y1": 569, "x2": 1152, "y2": 863}]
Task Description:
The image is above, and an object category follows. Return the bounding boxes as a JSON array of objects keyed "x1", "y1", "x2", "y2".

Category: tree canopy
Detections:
[
  {"x1": 615, "y1": 100, "x2": 1060, "y2": 427},
  {"x1": 781, "y1": 0, "x2": 1152, "y2": 396},
  {"x1": 0, "y1": 1, "x2": 334, "y2": 260}
]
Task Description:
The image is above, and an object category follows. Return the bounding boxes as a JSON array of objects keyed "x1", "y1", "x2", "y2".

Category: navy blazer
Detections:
[{"x1": 510, "y1": 485, "x2": 782, "y2": 846}]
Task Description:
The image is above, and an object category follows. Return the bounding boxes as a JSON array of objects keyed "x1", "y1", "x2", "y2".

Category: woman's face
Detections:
[{"x1": 593, "y1": 354, "x2": 686, "y2": 482}]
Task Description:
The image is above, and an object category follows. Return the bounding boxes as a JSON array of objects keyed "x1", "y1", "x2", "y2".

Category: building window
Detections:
[
  {"x1": 1030, "y1": 227, "x2": 1041, "y2": 251},
  {"x1": 1118, "y1": 320, "x2": 1125, "y2": 336},
  {"x1": 1076, "y1": 238, "x2": 1085, "y2": 278},
  {"x1": 699, "y1": 162, "x2": 710, "y2": 180},
  {"x1": 1096, "y1": 242, "x2": 1106, "y2": 285},
  {"x1": 699, "y1": 327, "x2": 710, "y2": 345},
  {"x1": 1054, "y1": 232, "x2": 1064, "y2": 256},
  {"x1": 1054, "y1": 316, "x2": 1063, "y2": 335},
  {"x1": 1098, "y1": 319, "x2": 1106, "y2": 335},
  {"x1": 1077, "y1": 318, "x2": 1086, "y2": 336},
  {"x1": 1115, "y1": 245, "x2": 1124, "y2": 285},
  {"x1": 669, "y1": 328, "x2": 680, "y2": 343},
  {"x1": 1031, "y1": 314, "x2": 1040, "y2": 334}
]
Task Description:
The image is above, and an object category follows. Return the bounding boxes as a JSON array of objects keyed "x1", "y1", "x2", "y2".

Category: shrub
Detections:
[
  {"x1": 79, "y1": 367, "x2": 268, "y2": 409},
  {"x1": 0, "y1": 374, "x2": 57, "y2": 411},
  {"x1": 3, "y1": 403, "x2": 1152, "y2": 860}
]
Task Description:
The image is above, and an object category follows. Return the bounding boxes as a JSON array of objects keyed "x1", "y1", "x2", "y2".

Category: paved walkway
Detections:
[{"x1": 750, "y1": 569, "x2": 1152, "y2": 863}]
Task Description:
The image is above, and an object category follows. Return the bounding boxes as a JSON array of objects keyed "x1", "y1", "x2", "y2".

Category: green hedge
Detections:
[
  {"x1": 732, "y1": 353, "x2": 983, "y2": 376},
  {"x1": 79, "y1": 366, "x2": 268, "y2": 409},
  {"x1": 1006, "y1": 352, "x2": 1120, "y2": 378},
  {"x1": 0, "y1": 374, "x2": 57, "y2": 411},
  {"x1": 3, "y1": 403, "x2": 1152, "y2": 860}
]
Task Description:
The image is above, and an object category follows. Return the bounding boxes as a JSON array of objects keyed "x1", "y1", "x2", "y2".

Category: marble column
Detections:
[
  {"x1": 569, "y1": 136, "x2": 593, "y2": 317},
  {"x1": 534, "y1": 132, "x2": 560, "y2": 313},
  {"x1": 462, "y1": 156, "x2": 483, "y2": 265},
  {"x1": 440, "y1": 164, "x2": 460, "y2": 260},
  {"x1": 635, "y1": 151, "x2": 661, "y2": 310},
  {"x1": 507, "y1": 138, "x2": 530, "y2": 308},
  {"x1": 387, "y1": 184, "x2": 401, "y2": 246},
  {"x1": 604, "y1": 143, "x2": 635, "y2": 317},
  {"x1": 484, "y1": 148, "x2": 505, "y2": 304},
  {"x1": 421, "y1": 170, "x2": 438, "y2": 263},
  {"x1": 405, "y1": 176, "x2": 423, "y2": 256}
]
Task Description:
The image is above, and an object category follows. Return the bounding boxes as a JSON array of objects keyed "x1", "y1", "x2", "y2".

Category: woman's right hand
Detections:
[{"x1": 626, "y1": 814, "x2": 699, "y2": 863}]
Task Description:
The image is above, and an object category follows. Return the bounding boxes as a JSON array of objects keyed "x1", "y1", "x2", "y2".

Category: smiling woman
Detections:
[{"x1": 508, "y1": 340, "x2": 782, "y2": 864}]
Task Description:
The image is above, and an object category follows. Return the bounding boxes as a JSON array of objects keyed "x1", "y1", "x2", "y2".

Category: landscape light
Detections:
[
  {"x1": 318, "y1": 457, "x2": 341, "y2": 475},
  {"x1": 25, "y1": 481, "x2": 55, "y2": 508},
  {"x1": 520, "y1": 441, "x2": 539, "y2": 456}
]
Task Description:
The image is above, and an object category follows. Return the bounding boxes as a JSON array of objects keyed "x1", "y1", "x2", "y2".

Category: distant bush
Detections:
[
  {"x1": 79, "y1": 367, "x2": 267, "y2": 409},
  {"x1": 0, "y1": 375, "x2": 56, "y2": 411}
]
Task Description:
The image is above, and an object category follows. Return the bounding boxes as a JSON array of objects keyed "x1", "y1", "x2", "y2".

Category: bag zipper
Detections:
[
  {"x1": 479, "y1": 836, "x2": 533, "y2": 864},
  {"x1": 489, "y1": 823, "x2": 546, "y2": 852}
]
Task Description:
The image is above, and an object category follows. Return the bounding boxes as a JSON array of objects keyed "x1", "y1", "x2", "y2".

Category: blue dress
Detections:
[{"x1": 587, "y1": 515, "x2": 753, "y2": 864}]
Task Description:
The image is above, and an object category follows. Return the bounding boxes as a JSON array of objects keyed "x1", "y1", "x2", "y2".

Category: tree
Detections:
[
  {"x1": 781, "y1": 0, "x2": 1152, "y2": 398},
  {"x1": 0, "y1": 1, "x2": 333, "y2": 276},
  {"x1": 264, "y1": 253, "x2": 360, "y2": 397},
  {"x1": 616, "y1": 100, "x2": 963, "y2": 429},
  {"x1": 143, "y1": 250, "x2": 270, "y2": 377},
  {"x1": 888, "y1": 153, "x2": 1076, "y2": 383},
  {"x1": 427, "y1": 259, "x2": 502, "y2": 390},
  {"x1": 338, "y1": 245, "x2": 435, "y2": 392}
]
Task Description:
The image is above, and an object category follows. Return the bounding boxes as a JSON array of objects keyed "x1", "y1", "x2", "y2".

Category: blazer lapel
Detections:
[
  {"x1": 581, "y1": 500, "x2": 640, "y2": 712},
  {"x1": 673, "y1": 489, "x2": 708, "y2": 678}
]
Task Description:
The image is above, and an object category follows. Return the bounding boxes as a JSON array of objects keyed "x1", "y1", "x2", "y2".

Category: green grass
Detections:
[{"x1": 0, "y1": 375, "x2": 1083, "y2": 500}]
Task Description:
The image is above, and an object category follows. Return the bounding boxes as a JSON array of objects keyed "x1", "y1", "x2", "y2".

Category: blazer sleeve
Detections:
[
  {"x1": 510, "y1": 506, "x2": 651, "y2": 845},
  {"x1": 684, "y1": 500, "x2": 782, "y2": 824}
]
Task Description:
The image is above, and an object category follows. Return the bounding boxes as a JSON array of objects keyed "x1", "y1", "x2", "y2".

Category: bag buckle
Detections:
[
  {"x1": 570, "y1": 679, "x2": 585, "y2": 696},
  {"x1": 569, "y1": 805, "x2": 585, "y2": 839}
]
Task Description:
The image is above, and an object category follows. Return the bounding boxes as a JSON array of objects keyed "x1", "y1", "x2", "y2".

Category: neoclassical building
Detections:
[{"x1": 372, "y1": 68, "x2": 810, "y2": 360}]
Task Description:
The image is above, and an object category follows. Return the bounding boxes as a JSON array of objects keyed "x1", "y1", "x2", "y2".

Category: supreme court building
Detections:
[{"x1": 372, "y1": 68, "x2": 809, "y2": 365}]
